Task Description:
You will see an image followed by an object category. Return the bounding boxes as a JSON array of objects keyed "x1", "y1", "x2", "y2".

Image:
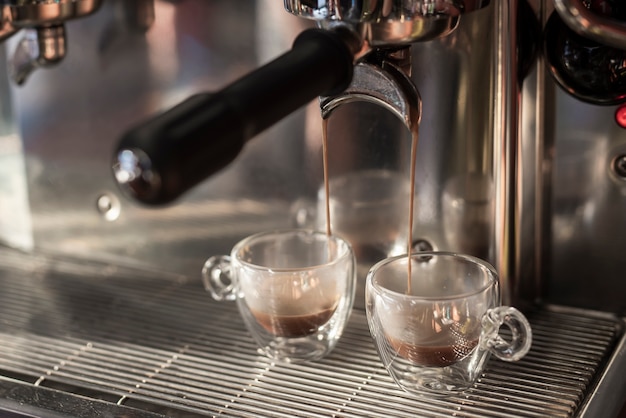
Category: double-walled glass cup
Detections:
[
  {"x1": 366, "y1": 252, "x2": 532, "y2": 396},
  {"x1": 203, "y1": 229, "x2": 356, "y2": 362}
]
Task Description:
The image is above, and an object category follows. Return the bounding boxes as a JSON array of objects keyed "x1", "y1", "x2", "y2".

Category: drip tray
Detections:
[{"x1": 0, "y1": 251, "x2": 623, "y2": 418}]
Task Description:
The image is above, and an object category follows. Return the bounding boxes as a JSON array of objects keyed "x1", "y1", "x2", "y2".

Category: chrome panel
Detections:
[
  {"x1": 553, "y1": 0, "x2": 626, "y2": 50},
  {"x1": 0, "y1": 0, "x2": 623, "y2": 416}
]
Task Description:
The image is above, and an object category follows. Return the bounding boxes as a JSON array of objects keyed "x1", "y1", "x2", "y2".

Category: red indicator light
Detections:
[{"x1": 616, "y1": 104, "x2": 626, "y2": 129}]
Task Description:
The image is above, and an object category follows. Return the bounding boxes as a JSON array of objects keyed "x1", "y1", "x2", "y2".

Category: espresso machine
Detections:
[{"x1": 0, "y1": 0, "x2": 625, "y2": 417}]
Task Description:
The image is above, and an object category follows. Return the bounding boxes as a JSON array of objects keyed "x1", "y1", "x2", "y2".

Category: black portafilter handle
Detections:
[{"x1": 113, "y1": 28, "x2": 357, "y2": 205}]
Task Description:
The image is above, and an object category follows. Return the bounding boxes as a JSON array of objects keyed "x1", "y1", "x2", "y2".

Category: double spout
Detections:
[{"x1": 320, "y1": 48, "x2": 421, "y2": 132}]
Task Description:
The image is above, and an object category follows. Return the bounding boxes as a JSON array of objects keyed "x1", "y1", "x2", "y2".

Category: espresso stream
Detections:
[
  {"x1": 321, "y1": 119, "x2": 419, "y2": 292},
  {"x1": 320, "y1": 117, "x2": 480, "y2": 368},
  {"x1": 406, "y1": 127, "x2": 418, "y2": 293},
  {"x1": 322, "y1": 118, "x2": 444, "y2": 364}
]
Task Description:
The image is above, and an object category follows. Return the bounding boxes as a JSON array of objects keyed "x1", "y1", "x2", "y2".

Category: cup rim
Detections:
[
  {"x1": 231, "y1": 228, "x2": 353, "y2": 272},
  {"x1": 367, "y1": 251, "x2": 498, "y2": 301}
]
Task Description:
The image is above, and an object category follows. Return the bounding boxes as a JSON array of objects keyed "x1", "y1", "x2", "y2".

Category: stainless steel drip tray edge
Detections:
[
  {"x1": 0, "y1": 251, "x2": 624, "y2": 418},
  {"x1": 0, "y1": 377, "x2": 165, "y2": 418},
  {"x1": 577, "y1": 324, "x2": 626, "y2": 418}
]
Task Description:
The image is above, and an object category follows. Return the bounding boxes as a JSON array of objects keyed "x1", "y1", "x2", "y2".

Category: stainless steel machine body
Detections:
[{"x1": 0, "y1": 0, "x2": 625, "y2": 416}]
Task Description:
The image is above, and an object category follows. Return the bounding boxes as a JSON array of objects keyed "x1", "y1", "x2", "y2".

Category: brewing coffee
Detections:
[
  {"x1": 387, "y1": 338, "x2": 480, "y2": 367},
  {"x1": 385, "y1": 319, "x2": 480, "y2": 367},
  {"x1": 251, "y1": 306, "x2": 336, "y2": 338},
  {"x1": 406, "y1": 128, "x2": 418, "y2": 291},
  {"x1": 320, "y1": 119, "x2": 419, "y2": 295}
]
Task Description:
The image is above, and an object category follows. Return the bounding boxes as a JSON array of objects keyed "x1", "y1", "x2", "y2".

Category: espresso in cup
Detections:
[
  {"x1": 251, "y1": 305, "x2": 337, "y2": 338},
  {"x1": 384, "y1": 315, "x2": 480, "y2": 367},
  {"x1": 243, "y1": 284, "x2": 342, "y2": 338}
]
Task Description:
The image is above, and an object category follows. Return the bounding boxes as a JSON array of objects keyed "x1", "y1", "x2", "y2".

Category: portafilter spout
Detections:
[{"x1": 320, "y1": 48, "x2": 421, "y2": 132}]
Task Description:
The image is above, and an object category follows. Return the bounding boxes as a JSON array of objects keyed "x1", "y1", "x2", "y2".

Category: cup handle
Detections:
[
  {"x1": 202, "y1": 255, "x2": 236, "y2": 301},
  {"x1": 480, "y1": 306, "x2": 532, "y2": 362}
]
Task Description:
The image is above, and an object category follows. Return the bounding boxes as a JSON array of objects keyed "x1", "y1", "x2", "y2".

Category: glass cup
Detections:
[
  {"x1": 366, "y1": 252, "x2": 532, "y2": 396},
  {"x1": 202, "y1": 229, "x2": 356, "y2": 362}
]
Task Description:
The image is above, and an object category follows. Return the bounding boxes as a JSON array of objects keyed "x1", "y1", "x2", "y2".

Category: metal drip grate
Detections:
[{"x1": 0, "y1": 252, "x2": 622, "y2": 417}]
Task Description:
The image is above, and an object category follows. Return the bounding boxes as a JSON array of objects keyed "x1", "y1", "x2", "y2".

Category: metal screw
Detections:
[
  {"x1": 96, "y1": 192, "x2": 121, "y2": 221},
  {"x1": 613, "y1": 154, "x2": 626, "y2": 179},
  {"x1": 411, "y1": 239, "x2": 434, "y2": 262},
  {"x1": 412, "y1": 239, "x2": 434, "y2": 252}
]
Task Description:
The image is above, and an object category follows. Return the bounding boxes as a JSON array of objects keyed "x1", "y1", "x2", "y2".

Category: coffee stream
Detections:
[
  {"x1": 320, "y1": 118, "x2": 419, "y2": 294},
  {"x1": 407, "y1": 127, "x2": 419, "y2": 295},
  {"x1": 320, "y1": 119, "x2": 482, "y2": 368},
  {"x1": 322, "y1": 118, "x2": 332, "y2": 238}
]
